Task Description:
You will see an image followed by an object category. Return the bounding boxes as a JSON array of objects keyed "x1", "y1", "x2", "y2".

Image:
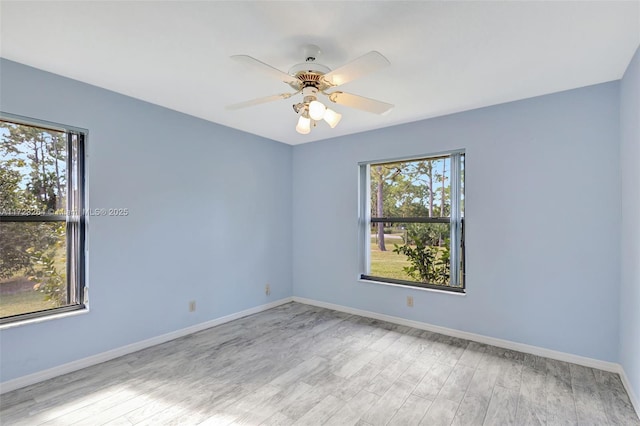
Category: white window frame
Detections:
[
  {"x1": 358, "y1": 150, "x2": 465, "y2": 293},
  {"x1": 0, "y1": 112, "x2": 87, "y2": 324}
]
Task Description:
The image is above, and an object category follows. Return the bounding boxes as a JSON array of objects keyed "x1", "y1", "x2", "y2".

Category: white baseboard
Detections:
[
  {"x1": 292, "y1": 296, "x2": 619, "y2": 372},
  {"x1": 0, "y1": 297, "x2": 293, "y2": 394},
  {"x1": 619, "y1": 366, "x2": 640, "y2": 419}
]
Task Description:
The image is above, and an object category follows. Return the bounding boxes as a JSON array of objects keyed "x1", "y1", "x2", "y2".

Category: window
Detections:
[
  {"x1": 359, "y1": 152, "x2": 465, "y2": 292},
  {"x1": 0, "y1": 114, "x2": 86, "y2": 324}
]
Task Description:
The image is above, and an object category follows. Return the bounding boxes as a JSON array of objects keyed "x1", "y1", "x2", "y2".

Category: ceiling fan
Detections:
[{"x1": 227, "y1": 45, "x2": 394, "y2": 134}]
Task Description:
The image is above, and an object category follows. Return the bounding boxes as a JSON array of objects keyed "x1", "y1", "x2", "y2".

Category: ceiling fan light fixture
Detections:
[
  {"x1": 292, "y1": 102, "x2": 305, "y2": 114},
  {"x1": 229, "y1": 47, "x2": 394, "y2": 136},
  {"x1": 296, "y1": 115, "x2": 311, "y2": 134},
  {"x1": 323, "y1": 108, "x2": 342, "y2": 128},
  {"x1": 308, "y1": 100, "x2": 326, "y2": 121}
]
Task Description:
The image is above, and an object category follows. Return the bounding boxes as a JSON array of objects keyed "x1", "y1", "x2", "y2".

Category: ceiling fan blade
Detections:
[
  {"x1": 231, "y1": 55, "x2": 300, "y2": 87},
  {"x1": 226, "y1": 93, "x2": 293, "y2": 110},
  {"x1": 321, "y1": 51, "x2": 390, "y2": 87},
  {"x1": 327, "y1": 91, "x2": 394, "y2": 115}
]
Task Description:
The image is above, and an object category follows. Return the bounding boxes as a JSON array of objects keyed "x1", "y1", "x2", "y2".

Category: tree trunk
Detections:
[
  {"x1": 428, "y1": 164, "x2": 434, "y2": 218},
  {"x1": 39, "y1": 138, "x2": 50, "y2": 209},
  {"x1": 31, "y1": 139, "x2": 45, "y2": 205},
  {"x1": 439, "y1": 160, "x2": 447, "y2": 247},
  {"x1": 53, "y1": 136, "x2": 63, "y2": 211},
  {"x1": 376, "y1": 167, "x2": 386, "y2": 251},
  {"x1": 440, "y1": 160, "x2": 446, "y2": 217}
]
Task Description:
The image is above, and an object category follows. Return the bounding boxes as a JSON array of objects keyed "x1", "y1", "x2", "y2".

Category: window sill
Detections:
[
  {"x1": 0, "y1": 306, "x2": 89, "y2": 330},
  {"x1": 358, "y1": 278, "x2": 466, "y2": 296}
]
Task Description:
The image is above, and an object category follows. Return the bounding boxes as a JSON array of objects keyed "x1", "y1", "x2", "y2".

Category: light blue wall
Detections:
[
  {"x1": 0, "y1": 59, "x2": 293, "y2": 382},
  {"x1": 620, "y1": 46, "x2": 640, "y2": 404},
  {"x1": 292, "y1": 82, "x2": 621, "y2": 362},
  {"x1": 0, "y1": 56, "x2": 629, "y2": 385}
]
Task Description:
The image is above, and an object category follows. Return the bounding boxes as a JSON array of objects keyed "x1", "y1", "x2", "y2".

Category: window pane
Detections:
[
  {"x1": 0, "y1": 122, "x2": 67, "y2": 214},
  {"x1": 370, "y1": 157, "x2": 451, "y2": 219},
  {"x1": 0, "y1": 221, "x2": 69, "y2": 318},
  {"x1": 0, "y1": 118, "x2": 83, "y2": 322},
  {"x1": 370, "y1": 222, "x2": 453, "y2": 286}
]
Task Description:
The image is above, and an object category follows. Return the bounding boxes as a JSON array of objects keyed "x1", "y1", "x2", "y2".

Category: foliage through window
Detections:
[
  {"x1": 360, "y1": 152, "x2": 465, "y2": 292},
  {"x1": 0, "y1": 115, "x2": 86, "y2": 323}
]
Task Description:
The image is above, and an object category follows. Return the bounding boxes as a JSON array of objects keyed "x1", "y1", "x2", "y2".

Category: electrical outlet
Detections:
[
  {"x1": 407, "y1": 296, "x2": 414, "y2": 307},
  {"x1": 265, "y1": 283, "x2": 271, "y2": 296},
  {"x1": 189, "y1": 300, "x2": 196, "y2": 312}
]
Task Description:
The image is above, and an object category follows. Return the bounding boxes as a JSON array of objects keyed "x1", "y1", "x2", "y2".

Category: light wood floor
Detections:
[{"x1": 1, "y1": 302, "x2": 638, "y2": 425}]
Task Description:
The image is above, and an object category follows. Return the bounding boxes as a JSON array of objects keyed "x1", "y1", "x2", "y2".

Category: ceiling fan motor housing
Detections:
[
  {"x1": 288, "y1": 66, "x2": 332, "y2": 92},
  {"x1": 302, "y1": 86, "x2": 319, "y2": 101},
  {"x1": 288, "y1": 46, "x2": 332, "y2": 92}
]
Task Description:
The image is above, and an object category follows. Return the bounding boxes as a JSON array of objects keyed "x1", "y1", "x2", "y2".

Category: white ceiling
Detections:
[{"x1": 1, "y1": 1, "x2": 638, "y2": 145}]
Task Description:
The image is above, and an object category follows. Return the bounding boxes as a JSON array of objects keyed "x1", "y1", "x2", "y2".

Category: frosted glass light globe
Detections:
[
  {"x1": 323, "y1": 108, "x2": 342, "y2": 128},
  {"x1": 296, "y1": 115, "x2": 311, "y2": 134},
  {"x1": 308, "y1": 100, "x2": 326, "y2": 121}
]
